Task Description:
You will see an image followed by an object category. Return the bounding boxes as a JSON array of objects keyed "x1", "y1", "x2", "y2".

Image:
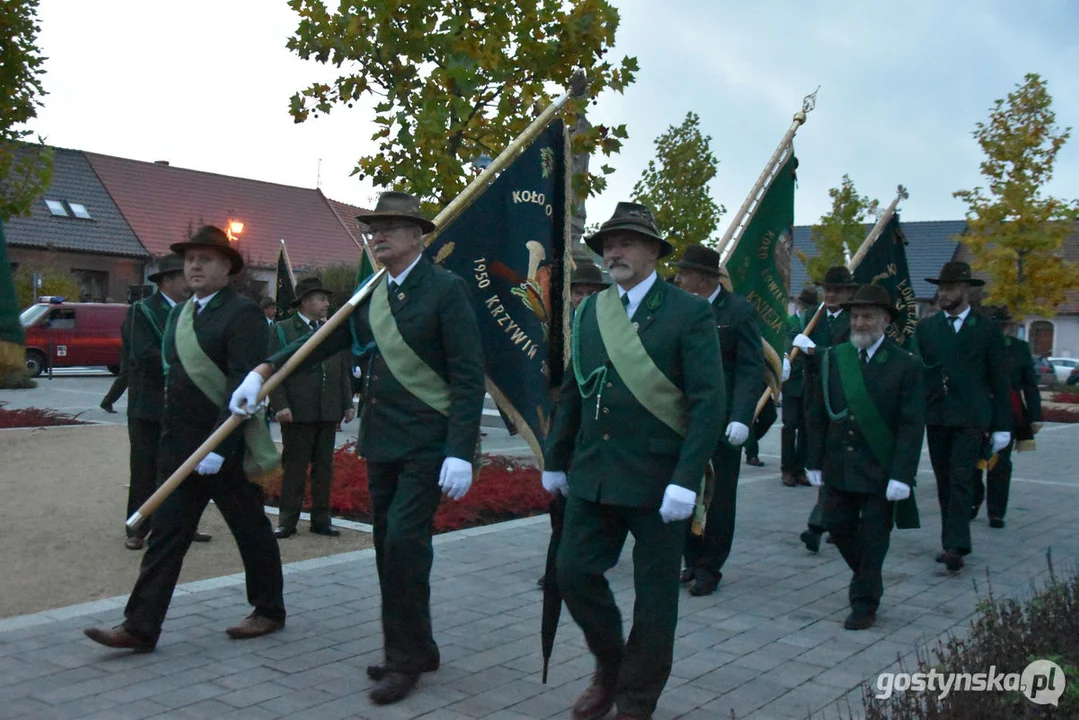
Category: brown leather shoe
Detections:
[
  {"x1": 572, "y1": 676, "x2": 616, "y2": 720},
  {"x1": 83, "y1": 626, "x2": 154, "y2": 653},
  {"x1": 124, "y1": 536, "x2": 145, "y2": 550},
  {"x1": 225, "y1": 614, "x2": 284, "y2": 639},
  {"x1": 782, "y1": 471, "x2": 799, "y2": 487},
  {"x1": 368, "y1": 671, "x2": 419, "y2": 705},
  {"x1": 941, "y1": 549, "x2": 964, "y2": 573},
  {"x1": 366, "y1": 654, "x2": 440, "y2": 681}
]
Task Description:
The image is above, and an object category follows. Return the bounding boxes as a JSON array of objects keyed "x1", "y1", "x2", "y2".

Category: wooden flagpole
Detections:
[
  {"x1": 749, "y1": 184, "x2": 910, "y2": 421},
  {"x1": 127, "y1": 72, "x2": 589, "y2": 531}
]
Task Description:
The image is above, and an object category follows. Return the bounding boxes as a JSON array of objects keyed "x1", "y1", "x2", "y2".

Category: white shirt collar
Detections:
[
  {"x1": 617, "y1": 271, "x2": 658, "y2": 318},
  {"x1": 707, "y1": 284, "x2": 723, "y2": 305},
  {"x1": 297, "y1": 311, "x2": 317, "y2": 328},
  {"x1": 389, "y1": 253, "x2": 423, "y2": 287},
  {"x1": 160, "y1": 293, "x2": 177, "y2": 308},
  {"x1": 194, "y1": 290, "x2": 220, "y2": 313},
  {"x1": 947, "y1": 306, "x2": 971, "y2": 322},
  {"x1": 827, "y1": 307, "x2": 844, "y2": 319},
  {"x1": 863, "y1": 332, "x2": 886, "y2": 361}
]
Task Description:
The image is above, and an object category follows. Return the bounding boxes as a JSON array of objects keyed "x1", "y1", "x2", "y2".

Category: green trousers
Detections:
[
  {"x1": 822, "y1": 487, "x2": 892, "y2": 615},
  {"x1": 367, "y1": 454, "x2": 443, "y2": 675},
  {"x1": 927, "y1": 426, "x2": 982, "y2": 554},
  {"x1": 683, "y1": 442, "x2": 740, "y2": 581},
  {"x1": 558, "y1": 496, "x2": 686, "y2": 719},
  {"x1": 972, "y1": 438, "x2": 1014, "y2": 520},
  {"x1": 278, "y1": 421, "x2": 337, "y2": 530}
]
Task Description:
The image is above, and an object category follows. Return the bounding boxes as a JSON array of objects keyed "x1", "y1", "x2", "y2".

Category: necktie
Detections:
[
  {"x1": 948, "y1": 315, "x2": 960, "y2": 332},
  {"x1": 860, "y1": 348, "x2": 869, "y2": 365},
  {"x1": 621, "y1": 293, "x2": 630, "y2": 314},
  {"x1": 389, "y1": 281, "x2": 399, "y2": 295},
  {"x1": 309, "y1": 320, "x2": 318, "y2": 332}
]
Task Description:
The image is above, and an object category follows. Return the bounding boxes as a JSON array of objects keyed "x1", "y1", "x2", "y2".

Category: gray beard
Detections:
[{"x1": 851, "y1": 330, "x2": 883, "y2": 350}]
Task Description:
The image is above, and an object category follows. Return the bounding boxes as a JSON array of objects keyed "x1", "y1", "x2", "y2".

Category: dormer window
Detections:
[
  {"x1": 69, "y1": 203, "x2": 92, "y2": 219},
  {"x1": 45, "y1": 199, "x2": 68, "y2": 217}
]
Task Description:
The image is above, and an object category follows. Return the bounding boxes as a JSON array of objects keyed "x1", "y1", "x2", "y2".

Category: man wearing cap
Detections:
[
  {"x1": 84, "y1": 226, "x2": 285, "y2": 653},
  {"x1": 796, "y1": 267, "x2": 858, "y2": 552},
  {"x1": 916, "y1": 262, "x2": 1010, "y2": 571},
  {"x1": 781, "y1": 287, "x2": 819, "y2": 487},
  {"x1": 971, "y1": 307, "x2": 1042, "y2": 529},
  {"x1": 269, "y1": 277, "x2": 355, "y2": 539},
  {"x1": 542, "y1": 203, "x2": 725, "y2": 720},
  {"x1": 805, "y1": 285, "x2": 924, "y2": 629},
  {"x1": 231, "y1": 192, "x2": 485, "y2": 705},
  {"x1": 674, "y1": 244, "x2": 765, "y2": 597}
]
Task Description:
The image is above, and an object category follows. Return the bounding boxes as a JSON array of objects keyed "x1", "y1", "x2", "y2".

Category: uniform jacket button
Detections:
[{"x1": 602, "y1": 407, "x2": 610, "y2": 415}]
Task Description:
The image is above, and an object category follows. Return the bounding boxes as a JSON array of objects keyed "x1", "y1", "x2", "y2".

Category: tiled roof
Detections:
[
  {"x1": 790, "y1": 219, "x2": 967, "y2": 300},
  {"x1": 84, "y1": 152, "x2": 362, "y2": 271},
  {"x1": 4, "y1": 147, "x2": 148, "y2": 258},
  {"x1": 325, "y1": 198, "x2": 372, "y2": 247}
]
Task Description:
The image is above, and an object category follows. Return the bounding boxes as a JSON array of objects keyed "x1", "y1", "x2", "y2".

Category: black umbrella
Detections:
[{"x1": 540, "y1": 493, "x2": 567, "y2": 683}]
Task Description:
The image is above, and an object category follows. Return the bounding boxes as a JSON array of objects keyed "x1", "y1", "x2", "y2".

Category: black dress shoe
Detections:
[
  {"x1": 310, "y1": 525, "x2": 340, "y2": 537},
  {"x1": 689, "y1": 573, "x2": 720, "y2": 596},
  {"x1": 274, "y1": 526, "x2": 296, "y2": 539},
  {"x1": 800, "y1": 529, "x2": 821, "y2": 553},
  {"x1": 843, "y1": 610, "x2": 877, "y2": 630},
  {"x1": 679, "y1": 567, "x2": 695, "y2": 584},
  {"x1": 745, "y1": 455, "x2": 765, "y2": 467},
  {"x1": 368, "y1": 671, "x2": 420, "y2": 705},
  {"x1": 941, "y1": 549, "x2": 965, "y2": 573},
  {"x1": 84, "y1": 626, "x2": 154, "y2": 653},
  {"x1": 192, "y1": 530, "x2": 212, "y2": 542},
  {"x1": 367, "y1": 654, "x2": 440, "y2": 681},
  {"x1": 970, "y1": 503, "x2": 981, "y2": 520},
  {"x1": 989, "y1": 517, "x2": 1005, "y2": 529},
  {"x1": 935, "y1": 550, "x2": 947, "y2": 564},
  {"x1": 124, "y1": 536, "x2": 145, "y2": 550}
]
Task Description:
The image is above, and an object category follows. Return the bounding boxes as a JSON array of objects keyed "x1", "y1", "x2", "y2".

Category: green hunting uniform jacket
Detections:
[
  {"x1": 712, "y1": 288, "x2": 766, "y2": 427},
  {"x1": 1005, "y1": 337, "x2": 1042, "y2": 424},
  {"x1": 545, "y1": 279, "x2": 726, "y2": 507},
  {"x1": 806, "y1": 338, "x2": 925, "y2": 494},
  {"x1": 805, "y1": 308, "x2": 851, "y2": 382},
  {"x1": 914, "y1": 310, "x2": 1010, "y2": 431},
  {"x1": 782, "y1": 310, "x2": 812, "y2": 399},
  {"x1": 124, "y1": 292, "x2": 174, "y2": 422},
  {"x1": 268, "y1": 314, "x2": 353, "y2": 423},
  {"x1": 267, "y1": 258, "x2": 485, "y2": 463}
]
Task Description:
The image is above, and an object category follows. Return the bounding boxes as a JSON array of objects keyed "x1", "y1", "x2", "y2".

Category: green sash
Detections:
[
  {"x1": 174, "y1": 299, "x2": 280, "y2": 477},
  {"x1": 368, "y1": 274, "x2": 451, "y2": 416},
  {"x1": 823, "y1": 343, "x2": 919, "y2": 529},
  {"x1": 134, "y1": 300, "x2": 164, "y2": 341}
]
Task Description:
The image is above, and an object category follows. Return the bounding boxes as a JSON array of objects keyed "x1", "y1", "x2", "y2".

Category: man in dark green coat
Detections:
[
  {"x1": 971, "y1": 307, "x2": 1042, "y2": 529},
  {"x1": 806, "y1": 285, "x2": 924, "y2": 630},
  {"x1": 674, "y1": 244, "x2": 764, "y2": 597},
  {"x1": 542, "y1": 203, "x2": 725, "y2": 720},
  {"x1": 234, "y1": 192, "x2": 485, "y2": 706},
  {"x1": 915, "y1": 262, "x2": 1011, "y2": 572},
  {"x1": 781, "y1": 287, "x2": 819, "y2": 486},
  {"x1": 793, "y1": 266, "x2": 858, "y2": 552},
  {"x1": 269, "y1": 276, "x2": 355, "y2": 539}
]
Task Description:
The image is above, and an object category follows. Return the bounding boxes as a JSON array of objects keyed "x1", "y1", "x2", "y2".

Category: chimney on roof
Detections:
[{"x1": 154, "y1": 160, "x2": 170, "y2": 166}]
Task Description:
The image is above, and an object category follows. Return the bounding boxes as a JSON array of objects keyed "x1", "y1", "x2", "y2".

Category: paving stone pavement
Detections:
[{"x1": 1, "y1": 422, "x2": 1077, "y2": 719}]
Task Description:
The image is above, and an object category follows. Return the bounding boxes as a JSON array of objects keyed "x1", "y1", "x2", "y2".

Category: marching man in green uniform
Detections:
[
  {"x1": 805, "y1": 285, "x2": 924, "y2": 629},
  {"x1": 269, "y1": 276, "x2": 355, "y2": 539},
  {"x1": 232, "y1": 192, "x2": 485, "y2": 706},
  {"x1": 916, "y1": 262, "x2": 1010, "y2": 571},
  {"x1": 781, "y1": 287, "x2": 819, "y2": 487},
  {"x1": 542, "y1": 203, "x2": 725, "y2": 720},
  {"x1": 971, "y1": 307, "x2": 1042, "y2": 529},
  {"x1": 84, "y1": 226, "x2": 286, "y2": 652},
  {"x1": 674, "y1": 244, "x2": 765, "y2": 597},
  {"x1": 793, "y1": 266, "x2": 857, "y2": 552}
]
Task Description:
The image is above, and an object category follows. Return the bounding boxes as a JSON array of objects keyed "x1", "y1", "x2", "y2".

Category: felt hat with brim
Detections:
[
  {"x1": 815, "y1": 266, "x2": 859, "y2": 288},
  {"x1": 585, "y1": 202, "x2": 674, "y2": 258},
  {"x1": 292, "y1": 276, "x2": 329, "y2": 307},
  {"x1": 841, "y1": 283, "x2": 901, "y2": 323},
  {"x1": 170, "y1": 225, "x2": 244, "y2": 275},
  {"x1": 672, "y1": 244, "x2": 722, "y2": 276},
  {"x1": 988, "y1": 305, "x2": 1015, "y2": 324},
  {"x1": 797, "y1": 287, "x2": 820, "y2": 307},
  {"x1": 259, "y1": 297, "x2": 277, "y2": 310},
  {"x1": 360, "y1": 191, "x2": 436, "y2": 234},
  {"x1": 925, "y1": 261, "x2": 985, "y2": 286},
  {"x1": 148, "y1": 254, "x2": 185, "y2": 283},
  {"x1": 571, "y1": 263, "x2": 608, "y2": 288}
]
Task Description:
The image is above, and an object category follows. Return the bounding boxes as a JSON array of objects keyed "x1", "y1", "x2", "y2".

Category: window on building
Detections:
[
  {"x1": 72, "y1": 269, "x2": 109, "y2": 302},
  {"x1": 68, "y1": 203, "x2": 92, "y2": 219},
  {"x1": 1030, "y1": 320, "x2": 1055, "y2": 357},
  {"x1": 45, "y1": 199, "x2": 69, "y2": 217}
]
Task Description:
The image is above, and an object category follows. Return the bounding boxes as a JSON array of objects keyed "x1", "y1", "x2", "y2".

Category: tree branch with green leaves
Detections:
[{"x1": 805, "y1": 175, "x2": 879, "y2": 282}]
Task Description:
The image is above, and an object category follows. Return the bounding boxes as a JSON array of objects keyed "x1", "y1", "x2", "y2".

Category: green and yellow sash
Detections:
[
  {"x1": 174, "y1": 299, "x2": 280, "y2": 477},
  {"x1": 368, "y1": 274, "x2": 452, "y2": 416}
]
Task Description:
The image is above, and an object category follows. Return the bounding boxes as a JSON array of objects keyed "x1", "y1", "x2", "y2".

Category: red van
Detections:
[{"x1": 19, "y1": 299, "x2": 128, "y2": 377}]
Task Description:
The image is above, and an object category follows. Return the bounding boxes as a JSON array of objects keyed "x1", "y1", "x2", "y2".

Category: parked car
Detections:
[
  {"x1": 1047, "y1": 357, "x2": 1079, "y2": 384},
  {"x1": 1068, "y1": 366, "x2": 1079, "y2": 386},
  {"x1": 19, "y1": 298, "x2": 127, "y2": 377},
  {"x1": 1034, "y1": 356, "x2": 1055, "y2": 387}
]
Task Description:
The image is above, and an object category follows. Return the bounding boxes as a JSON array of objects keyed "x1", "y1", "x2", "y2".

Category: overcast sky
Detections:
[{"x1": 29, "y1": 0, "x2": 1079, "y2": 235}]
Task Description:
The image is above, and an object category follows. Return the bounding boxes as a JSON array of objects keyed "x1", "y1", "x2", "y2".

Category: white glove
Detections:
[
  {"x1": 438, "y1": 457, "x2": 473, "y2": 501},
  {"x1": 885, "y1": 479, "x2": 911, "y2": 501},
  {"x1": 782, "y1": 357, "x2": 791, "y2": 382},
  {"x1": 195, "y1": 452, "x2": 224, "y2": 475},
  {"x1": 352, "y1": 365, "x2": 363, "y2": 379},
  {"x1": 792, "y1": 334, "x2": 816, "y2": 352},
  {"x1": 725, "y1": 421, "x2": 750, "y2": 447},
  {"x1": 541, "y1": 470, "x2": 568, "y2": 497},
  {"x1": 806, "y1": 469, "x2": 823, "y2": 487},
  {"x1": 229, "y1": 371, "x2": 265, "y2": 417},
  {"x1": 658, "y1": 484, "x2": 697, "y2": 523},
  {"x1": 991, "y1": 431, "x2": 1011, "y2": 454}
]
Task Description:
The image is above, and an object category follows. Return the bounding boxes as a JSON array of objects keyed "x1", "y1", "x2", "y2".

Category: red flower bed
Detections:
[
  {"x1": 262, "y1": 444, "x2": 550, "y2": 533},
  {"x1": 0, "y1": 402, "x2": 85, "y2": 428},
  {"x1": 1050, "y1": 391, "x2": 1079, "y2": 405},
  {"x1": 1043, "y1": 407, "x2": 1079, "y2": 423}
]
